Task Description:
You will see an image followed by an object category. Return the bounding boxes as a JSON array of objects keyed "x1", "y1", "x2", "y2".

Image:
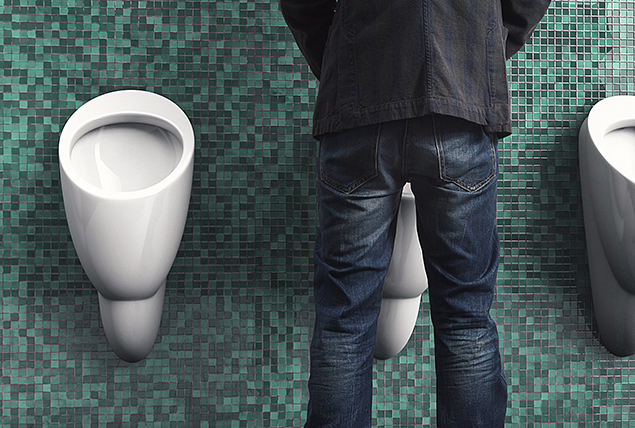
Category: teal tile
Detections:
[{"x1": 1, "y1": 0, "x2": 635, "y2": 426}]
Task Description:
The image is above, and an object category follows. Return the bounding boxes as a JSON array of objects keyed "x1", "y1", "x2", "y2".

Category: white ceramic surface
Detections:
[
  {"x1": 580, "y1": 95, "x2": 635, "y2": 357},
  {"x1": 374, "y1": 183, "x2": 429, "y2": 360},
  {"x1": 71, "y1": 123, "x2": 183, "y2": 192},
  {"x1": 59, "y1": 90, "x2": 194, "y2": 362}
]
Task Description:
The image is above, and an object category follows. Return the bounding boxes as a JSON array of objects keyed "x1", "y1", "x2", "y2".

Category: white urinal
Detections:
[
  {"x1": 580, "y1": 95, "x2": 635, "y2": 357},
  {"x1": 59, "y1": 90, "x2": 194, "y2": 362},
  {"x1": 374, "y1": 183, "x2": 429, "y2": 360}
]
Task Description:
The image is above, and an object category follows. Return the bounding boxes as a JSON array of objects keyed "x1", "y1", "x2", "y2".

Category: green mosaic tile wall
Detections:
[{"x1": 0, "y1": 0, "x2": 633, "y2": 426}]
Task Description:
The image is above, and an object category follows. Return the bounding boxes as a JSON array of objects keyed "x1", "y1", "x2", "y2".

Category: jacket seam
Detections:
[{"x1": 423, "y1": 0, "x2": 432, "y2": 100}]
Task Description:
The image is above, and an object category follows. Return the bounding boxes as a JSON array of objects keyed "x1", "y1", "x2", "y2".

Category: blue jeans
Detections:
[{"x1": 305, "y1": 115, "x2": 507, "y2": 427}]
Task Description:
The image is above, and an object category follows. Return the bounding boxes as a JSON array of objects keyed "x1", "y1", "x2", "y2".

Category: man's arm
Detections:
[
  {"x1": 501, "y1": 0, "x2": 551, "y2": 59},
  {"x1": 279, "y1": 0, "x2": 336, "y2": 79}
]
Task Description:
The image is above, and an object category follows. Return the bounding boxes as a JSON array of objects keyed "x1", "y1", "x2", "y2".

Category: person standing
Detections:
[{"x1": 279, "y1": 0, "x2": 551, "y2": 426}]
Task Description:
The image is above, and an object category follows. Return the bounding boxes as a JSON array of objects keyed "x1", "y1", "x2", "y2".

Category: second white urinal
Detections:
[
  {"x1": 59, "y1": 90, "x2": 194, "y2": 362},
  {"x1": 374, "y1": 183, "x2": 429, "y2": 360},
  {"x1": 580, "y1": 96, "x2": 635, "y2": 357}
]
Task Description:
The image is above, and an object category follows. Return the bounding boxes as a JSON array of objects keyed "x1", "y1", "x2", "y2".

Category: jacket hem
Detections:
[{"x1": 312, "y1": 96, "x2": 512, "y2": 139}]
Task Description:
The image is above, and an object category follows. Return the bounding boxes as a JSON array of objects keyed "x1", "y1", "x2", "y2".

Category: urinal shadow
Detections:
[{"x1": 519, "y1": 106, "x2": 600, "y2": 345}]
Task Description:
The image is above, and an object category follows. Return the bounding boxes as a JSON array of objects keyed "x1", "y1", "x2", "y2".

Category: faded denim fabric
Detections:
[
  {"x1": 306, "y1": 115, "x2": 507, "y2": 427},
  {"x1": 279, "y1": 0, "x2": 551, "y2": 138}
]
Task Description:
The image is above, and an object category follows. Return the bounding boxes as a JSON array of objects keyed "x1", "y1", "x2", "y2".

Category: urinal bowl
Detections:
[
  {"x1": 59, "y1": 90, "x2": 194, "y2": 362},
  {"x1": 374, "y1": 184, "x2": 429, "y2": 360},
  {"x1": 580, "y1": 96, "x2": 635, "y2": 357}
]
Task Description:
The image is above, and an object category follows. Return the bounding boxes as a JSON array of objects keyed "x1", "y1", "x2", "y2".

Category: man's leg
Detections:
[
  {"x1": 408, "y1": 115, "x2": 507, "y2": 427},
  {"x1": 305, "y1": 121, "x2": 405, "y2": 428}
]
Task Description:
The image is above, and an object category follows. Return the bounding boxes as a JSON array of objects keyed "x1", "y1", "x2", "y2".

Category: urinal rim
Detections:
[
  {"x1": 587, "y1": 95, "x2": 635, "y2": 183},
  {"x1": 59, "y1": 89, "x2": 194, "y2": 201}
]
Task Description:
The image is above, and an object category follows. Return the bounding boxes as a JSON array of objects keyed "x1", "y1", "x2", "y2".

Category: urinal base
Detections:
[
  {"x1": 582, "y1": 170, "x2": 635, "y2": 357},
  {"x1": 98, "y1": 281, "x2": 166, "y2": 362},
  {"x1": 374, "y1": 296, "x2": 422, "y2": 360}
]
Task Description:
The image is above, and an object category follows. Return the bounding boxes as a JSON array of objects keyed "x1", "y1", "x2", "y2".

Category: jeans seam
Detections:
[
  {"x1": 432, "y1": 114, "x2": 446, "y2": 183},
  {"x1": 374, "y1": 122, "x2": 380, "y2": 183},
  {"x1": 401, "y1": 119, "x2": 409, "y2": 181}
]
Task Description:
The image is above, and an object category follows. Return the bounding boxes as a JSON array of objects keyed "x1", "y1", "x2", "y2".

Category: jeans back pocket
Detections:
[
  {"x1": 433, "y1": 115, "x2": 498, "y2": 192},
  {"x1": 319, "y1": 124, "x2": 380, "y2": 194}
]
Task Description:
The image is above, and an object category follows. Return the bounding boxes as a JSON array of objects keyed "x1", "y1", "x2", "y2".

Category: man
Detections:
[{"x1": 279, "y1": 0, "x2": 550, "y2": 426}]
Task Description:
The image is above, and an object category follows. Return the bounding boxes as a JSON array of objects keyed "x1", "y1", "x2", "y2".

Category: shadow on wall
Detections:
[{"x1": 504, "y1": 0, "x2": 613, "y2": 346}]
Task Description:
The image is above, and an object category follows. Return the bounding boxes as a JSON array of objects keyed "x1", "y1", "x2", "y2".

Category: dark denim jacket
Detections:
[{"x1": 280, "y1": 0, "x2": 551, "y2": 138}]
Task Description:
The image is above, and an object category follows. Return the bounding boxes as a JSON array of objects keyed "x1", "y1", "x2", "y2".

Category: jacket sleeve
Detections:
[
  {"x1": 279, "y1": 0, "x2": 336, "y2": 79},
  {"x1": 501, "y1": 0, "x2": 551, "y2": 59}
]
